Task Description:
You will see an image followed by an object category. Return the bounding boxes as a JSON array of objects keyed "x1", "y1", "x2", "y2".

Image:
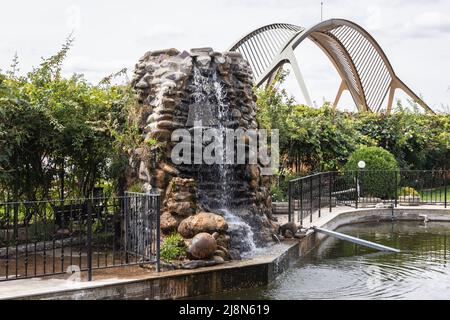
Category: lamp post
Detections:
[{"x1": 357, "y1": 161, "x2": 366, "y2": 199}]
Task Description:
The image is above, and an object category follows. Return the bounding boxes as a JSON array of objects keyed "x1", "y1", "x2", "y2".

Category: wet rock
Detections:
[
  {"x1": 172, "y1": 191, "x2": 194, "y2": 202},
  {"x1": 190, "y1": 47, "x2": 213, "y2": 56},
  {"x1": 212, "y1": 255, "x2": 225, "y2": 264},
  {"x1": 181, "y1": 259, "x2": 218, "y2": 269},
  {"x1": 216, "y1": 245, "x2": 232, "y2": 261},
  {"x1": 150, "y1": 48, "x2": 180, "y2": 57},
  {"x1": 163, "y1": 177, "x2": 197, "y2": 217},
  {"x1": 151, "y1": 169, "x2": 169, "y2": 189},
  {"x1": 294, "y1": 230, "x2": 307, "y2": 239},
  {"x1": 216, "y1": 234, "x2": 231, "y2": 248},
  {"x1": 279, "y1": 222, "x2": 298, "y2": 237},
  {"x1": 228, "y1": 248, "x2": 242, "y2": 260},
  {"x1": 130, "y1": 47, "x2": 279, "y2": 252},
  {"x1": 135, "y1": 78, "x2": 149, "y2": 89},
  {"x1": 160, "y1": 212, "x2": 184, "y2": 234},
  {"x1": 188, "y1": 232, "x2": 217, "y2": 259},
  {"x1": 149, "y1": 128, "x2": 172, "y2": 142},
  {"x1": 138, "y1": 161, "x2": 151, "y2": 182},
  {"x1": 178, "y1": 212, "x2": 228, "y2": 238},
  {"x1": 159, "y1": 162, "x2": 180, "y2": 176},
  {"x1": 214, "y1": 250, "x2": 226, "y2": 259},
  {"x1": 284, "y1": 229, "x2": 294, "y2": 239},
  {"x1": 196, "y1": 55, "x2": 211, "y2": 68},
  {"x1": 231, "y1": 109, "x2": 242, "y2": 119},
  {"x1": 166, "y1": 200, "x2": 196, "y2": 217}
]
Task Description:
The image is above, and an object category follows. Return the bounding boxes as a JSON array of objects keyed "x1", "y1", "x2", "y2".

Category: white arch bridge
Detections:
[{"x1": 229, "y1": 19, "x2": 434, "y2": 114}]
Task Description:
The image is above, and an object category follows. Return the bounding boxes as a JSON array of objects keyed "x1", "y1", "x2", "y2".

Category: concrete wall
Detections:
[
  {"x1": 14, "y1": 207, "x2": 450, "y2": 300},
  {"x1": 17, "y1": 242, "x2": 300, "y2": 300}
]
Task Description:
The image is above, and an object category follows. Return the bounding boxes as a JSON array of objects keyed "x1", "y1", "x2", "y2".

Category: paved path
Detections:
[
  {"x1": 276, "y1": 204, "x2": 449, "y2": 229},
  {"x1": 0, "y1": 277, "x2": 134, "y2": 300}
]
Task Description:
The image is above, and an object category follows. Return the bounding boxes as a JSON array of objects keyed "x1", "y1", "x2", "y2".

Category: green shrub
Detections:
[
  {"x1": 270, "y1": 167, "x2": 299, "y2": 202},
  {"x1": 270, "y1": 185, "x2": 286, "y2": 202},
  {"x1": 160, "y1": 233, "x2": 186, "y2": 262},
  {"x1": 344, "y1": 146, "x2": 399, "y2": 199},
  {"x1": 398, "y1": 187, "x2": 420, "y2": 197}
]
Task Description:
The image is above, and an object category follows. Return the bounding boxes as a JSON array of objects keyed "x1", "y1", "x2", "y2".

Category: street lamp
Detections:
[
  {"x1": 358, "y1": 161, "x2": 366, "y2": 169},
  {"x1": 357, "y1": 160, "x2": 366, "y2": 198}
]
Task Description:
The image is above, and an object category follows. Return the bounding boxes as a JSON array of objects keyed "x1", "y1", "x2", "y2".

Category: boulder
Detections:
[
  {"x1": 228, "y1": 248, "x2": 242, "y2": 260},
  {"x1": 188, "y1": 232, "x2": 217, "y2": 259},
  {"x1": 166, "y1": 200, "x2": 195, "y2": 216},
  {"x1": 178, "y1": 212, "x2": 228, "y2": 238},
  {"x1": 160, "y1": 212, "x2": 183, "y2": 234},
  {"x1": 284, "y1": 229, "x2": 294, "y2": 239},
  {"x1": 279, "y1": 222, "x2": 298, "y2": 237},
  {"x1": 216, "y1": 234, "x2": 231, "y2": 248},
  {"x1": 181, "y1": 259, "x2": 218, "y2": 269},
  {"x1": 216, "y1": 245, "x2": 232, "y2": 261},
  {"x1": 212, "y1": 255, "x2": 225, "y2": 264}
]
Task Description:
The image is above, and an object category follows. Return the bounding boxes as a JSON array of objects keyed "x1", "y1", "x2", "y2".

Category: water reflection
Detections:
[{"x1": 205, "y1": 221, "x2": 450, "y2": 300}]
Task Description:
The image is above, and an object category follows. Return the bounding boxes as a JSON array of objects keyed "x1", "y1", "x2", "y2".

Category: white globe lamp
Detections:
[{"x1": 358, "y1": 161, "x2": 366, "y2": 169}]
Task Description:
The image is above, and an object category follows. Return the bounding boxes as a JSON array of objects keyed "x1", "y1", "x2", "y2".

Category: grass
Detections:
[{"x1": 418, "y1": 186, "x2": 450, "y2": 202}]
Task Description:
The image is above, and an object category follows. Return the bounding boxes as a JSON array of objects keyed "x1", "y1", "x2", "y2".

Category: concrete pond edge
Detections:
[{"x1": 9, "y1": 206, "x2": 450, "y2": 300}]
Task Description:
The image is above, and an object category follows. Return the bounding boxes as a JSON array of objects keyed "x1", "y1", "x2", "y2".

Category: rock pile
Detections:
[{"x1": 129, "y1": 48, "x2": 278, "y2": 264}]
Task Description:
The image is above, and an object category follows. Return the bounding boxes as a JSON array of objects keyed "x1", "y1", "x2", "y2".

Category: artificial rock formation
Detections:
[
  {"x1": 129, "y1": 47, "x2": 277, "y2": 257},
  {"x1": 178, "y1": 212, "x2": 228, "y2": 238}
]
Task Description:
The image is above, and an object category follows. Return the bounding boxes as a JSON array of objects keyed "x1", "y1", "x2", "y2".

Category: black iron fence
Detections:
[
  {"x1": 0, "y1": 192, "x2": 160, "y2": 282},
  {"x1": 288, "y1": 170, "x2": 448, "y2": 226}
]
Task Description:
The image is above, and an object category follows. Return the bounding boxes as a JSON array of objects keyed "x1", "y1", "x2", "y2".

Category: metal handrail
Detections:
[{"x1": 288, "y1": 170, "x2": 448, "y2": 225}]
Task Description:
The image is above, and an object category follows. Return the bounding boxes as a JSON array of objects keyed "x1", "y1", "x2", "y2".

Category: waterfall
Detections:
[{"x1": 190, "y1": 64, "x2": 257, "y2": 253}]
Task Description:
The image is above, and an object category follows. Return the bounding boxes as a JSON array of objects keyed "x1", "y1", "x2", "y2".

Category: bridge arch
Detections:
[{"x1": 229, "y1": 19, "x2": 433, "y2": 114}]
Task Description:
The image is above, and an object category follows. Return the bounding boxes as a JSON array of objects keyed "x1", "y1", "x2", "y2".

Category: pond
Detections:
[{"x1": 204, "y1": 221, "x2": 450, "y2": 300}]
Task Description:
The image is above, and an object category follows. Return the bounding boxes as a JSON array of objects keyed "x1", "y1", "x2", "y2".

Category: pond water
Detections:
[{"x1": 206, "y1": 221, "x2": 450, "y2": 300}]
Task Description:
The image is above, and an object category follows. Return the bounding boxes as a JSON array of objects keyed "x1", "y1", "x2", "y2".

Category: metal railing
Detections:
[
  {"x1": 0, "y1": 192, "x2": 160, "y2": 282},
  {"x1": 288, "y1": 170, "x2": 448, "y2": 226}
]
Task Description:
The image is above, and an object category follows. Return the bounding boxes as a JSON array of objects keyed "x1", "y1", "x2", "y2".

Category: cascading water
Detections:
[{"x1": 190, "y1": 64, "x2": 257, "y2": 253}]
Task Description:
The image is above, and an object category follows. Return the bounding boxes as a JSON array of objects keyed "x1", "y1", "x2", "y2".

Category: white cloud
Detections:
[
  {"x1": 62, "y1": 55, "x2": 133, "y2": 84},
  {"x1": 0, "y1": 0, "x2": 449, "y2": 109},
  {"x1": 137, "y1": 24, "x2": 187, "y2": 43},
  {"x1": 415, "y1": 11, "x2": 450, "y2": 34}
]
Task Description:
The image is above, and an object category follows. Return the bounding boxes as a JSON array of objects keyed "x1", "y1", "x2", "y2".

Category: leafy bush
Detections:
[
  {"x1": 0, "y1": 37, "x2": 141, "y2": 201},
  {"x1": 160, "y1": 233, "x2": 186, "y2": 262},
  {"x1": 344, "y1": 146, "x2": 399, "y2": 199},
  {"x1": 256, "y1": 72, "x2": 450, "y2": 173},
  {"x1": 398, "y1": 187, "x2": 420, "y2": 197},
  {"x1": 270, "y1": 185, "x2": 286, "y2": 202},
  {"x1": 270, "y1": 167, "x2": 299, "y2": 202}
]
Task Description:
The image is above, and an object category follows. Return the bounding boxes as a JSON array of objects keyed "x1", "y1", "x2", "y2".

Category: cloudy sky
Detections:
[{"x1": 1, "y1": 0, "x2": 449, "y2": 111}]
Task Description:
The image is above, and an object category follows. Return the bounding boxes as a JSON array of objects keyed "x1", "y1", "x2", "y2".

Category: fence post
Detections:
[
  {"x1": 288, "y1": 181, "x2": 292, "y2": 223},
  {"x1": 329, "y1": 172, "x2": 333, "y2": 213},
  {"x1": 300, "y1": 179, "x2": 304, "y2": 227},
  {"x1": 310, "y1": 177, "x2": 313, "y2": 223},
  {"x1": 355, "y1": 171, "x2": 359, "y2": 209},
  {"x1": 431, "y1": 170, "x2": 435, "y2": 204},
  {"x1": 445, "y1": 171, "x2": 447, "y2": 208},
  {"x1": 394, "y1": 171, "x2": 398, "y2": 208},
  {"x1": 156, "y1": 194, "x2": 161, "y2": 272},
  {"x1": 124, "y1": 195, "x2": 129, "y2": 264},
  {"x1": 318, "y1": 174, "x2": 322, "y2": 218},
  {"x1": 86, "y1": 199, "x2": 93, "y2": 281}
]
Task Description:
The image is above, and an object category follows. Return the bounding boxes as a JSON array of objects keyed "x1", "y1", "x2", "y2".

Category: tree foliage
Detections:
[
  {"x1": 256, "y1": 71, "x2": 450, "y2": 176},
  {"x1": 344, "y1": 146, "x2": 399, "y2": 198},
  {"x1": 0, "y1": 37, "x2": 140, "y2": 201}
]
